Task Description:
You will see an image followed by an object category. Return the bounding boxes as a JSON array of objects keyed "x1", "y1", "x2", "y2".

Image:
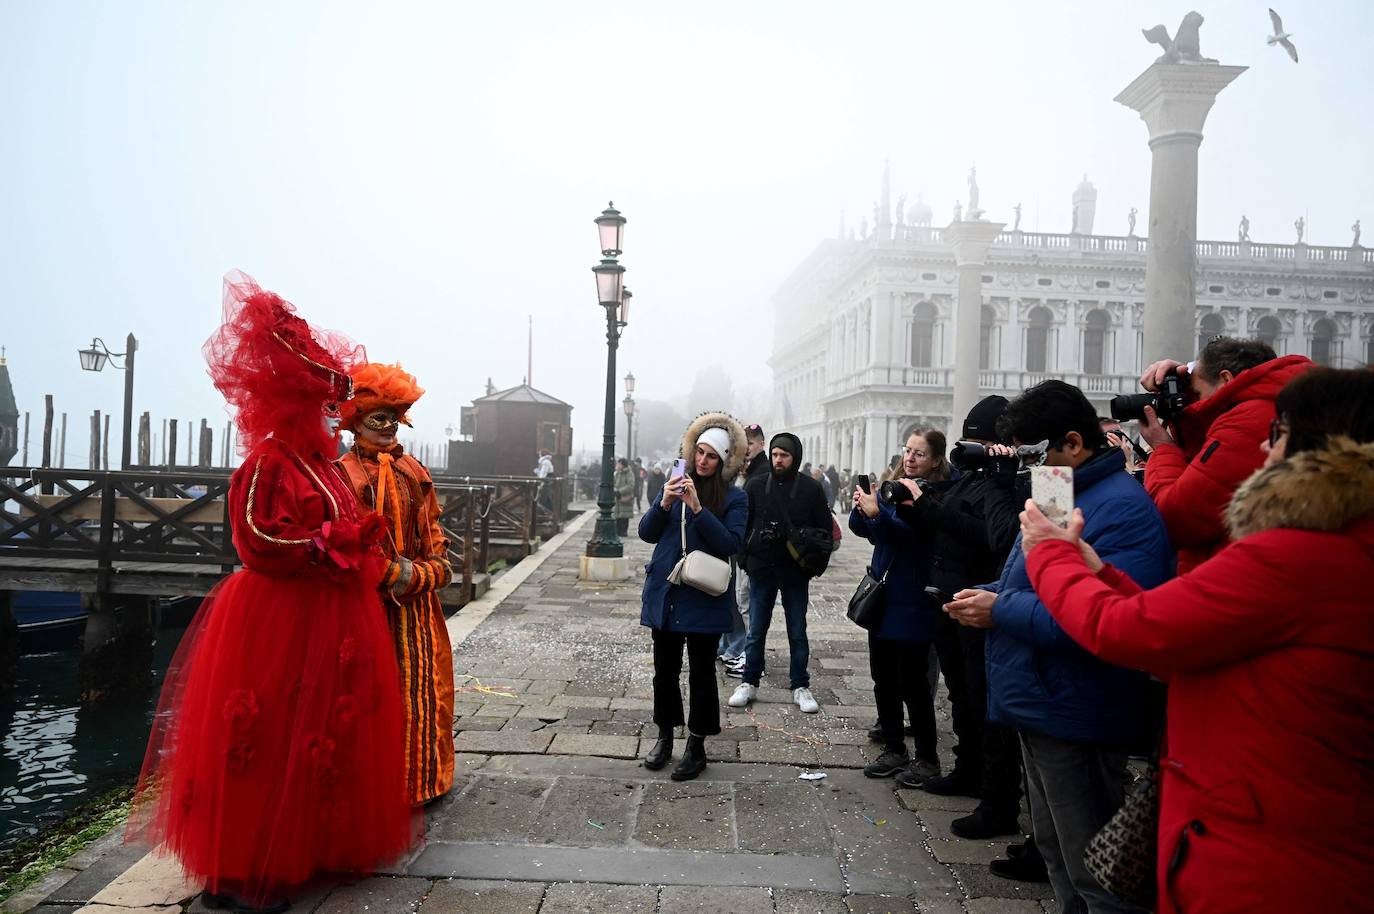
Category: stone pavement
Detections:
[{"x1": 15, "y1": 508, "x2": 1057, "y2": 914}]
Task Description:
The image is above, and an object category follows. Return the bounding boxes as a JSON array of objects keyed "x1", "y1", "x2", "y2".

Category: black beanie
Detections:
[
  {"x1": 769, "y1": 432, "x2": 801, "y2": 462},
  {"x1": 962, "y1": 395, "x2": 1008, "y2": 441}
]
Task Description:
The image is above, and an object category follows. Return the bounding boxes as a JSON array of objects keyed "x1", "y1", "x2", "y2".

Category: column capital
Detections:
[
  {"x1": 943, "y1": 220, "x2": 1007, "y2": 267},
  {"x1": 1115, "y1": 63, "x2": 1247, "y2": 143}
]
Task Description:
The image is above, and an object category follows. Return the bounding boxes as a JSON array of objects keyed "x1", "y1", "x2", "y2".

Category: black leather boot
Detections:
[
  {"x1": 643, "y1": 727, "x2": 674, "y2": 771},
  {"x1": 670, "y1": 734, "x2": 707, "y2": 781}
]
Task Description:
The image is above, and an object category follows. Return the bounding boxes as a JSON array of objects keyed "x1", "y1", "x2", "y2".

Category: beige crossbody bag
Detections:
[{"x1": 665, "y1": 503, "x2": 733, "y2": 597}]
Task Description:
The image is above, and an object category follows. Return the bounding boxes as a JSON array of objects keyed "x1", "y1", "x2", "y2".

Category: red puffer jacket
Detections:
[
  {"x1": 1027, "y1": 438, "x2": 1374, "y2": 914},
  {"x1": 1144, "y1": 355, "x2": 1312, "y2": 573}
]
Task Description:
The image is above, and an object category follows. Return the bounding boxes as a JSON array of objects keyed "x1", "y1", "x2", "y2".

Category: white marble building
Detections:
[{"x1": 770, "y1": 180, "x2": 1374, "y2": 474}]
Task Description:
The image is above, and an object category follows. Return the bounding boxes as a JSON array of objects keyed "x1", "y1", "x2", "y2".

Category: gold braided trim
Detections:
[
  {"x1": 245, "y1": 456, "x2": 311, "y2": 546},
  {"x1": 244, "y1": 450, "x2": 341, "y2": 547},
  {"x1": 269, "y1": 330, "x2": 350, "y2": 394}
]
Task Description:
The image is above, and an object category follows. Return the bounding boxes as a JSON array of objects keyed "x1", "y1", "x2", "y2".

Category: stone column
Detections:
[
  {"x1": 1116, "y1": 62, "x2": 1246, "y2": 364},
  {"x1": 943, "y1": 220, "x2": 1006, "y2": 438}
]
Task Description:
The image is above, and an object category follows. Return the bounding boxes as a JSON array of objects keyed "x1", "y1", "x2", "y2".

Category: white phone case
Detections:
[{"x1": 1031, "y1": 466, "x2": 1074, "y2": 528}]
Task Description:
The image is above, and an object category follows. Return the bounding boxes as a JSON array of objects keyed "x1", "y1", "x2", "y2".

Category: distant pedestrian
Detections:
[
  {"x1": 638, "y1": 413, "x2": 748, "y2": 781},
  {"x1": 646, "y1": 462, "x2": 666, "y2": 507},
  {"x1": 614, "y1": 458, "x2": 635, "y2": 536},
  {"x1": 633, "y1": 457, "x2": 646, "y2": 512}
]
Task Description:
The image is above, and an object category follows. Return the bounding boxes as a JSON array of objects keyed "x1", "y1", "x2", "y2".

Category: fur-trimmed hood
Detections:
[
  {"x1": 680, "y1": 412, "x2": 749, "y2": 483},
  {"x1": 1226, "y1": 437, "x2": 1374, "y2": 540}
]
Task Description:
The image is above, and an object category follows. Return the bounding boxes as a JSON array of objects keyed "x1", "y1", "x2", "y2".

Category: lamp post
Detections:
[
  {"x1": 585, "y1": 203, "x2": 630, "y2": 560},
  {"x1": 623, "y1": 371, "x2": 636, "y2": 459},
  {"x1": 77, "y1": 333, "x2": 137, "y2": 470}
]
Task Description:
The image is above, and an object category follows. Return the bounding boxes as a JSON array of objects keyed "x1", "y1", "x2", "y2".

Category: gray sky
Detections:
[{"x1": 3, "y1": 1, "x2": 1370, "y2": 464}]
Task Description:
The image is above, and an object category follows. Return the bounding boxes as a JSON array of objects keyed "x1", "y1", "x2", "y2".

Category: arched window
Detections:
[
  {"x1": 1255, "y1": 315, "x2": 1281, "y2": 352},
  {"x1": 1311, "y1": 318, "x2": 1335, "y2": 366},
  {"x1": 1083, "y1": 309, "x2": 1110, "y2": 375},
  {"x1": 979, "y1": 305, "x2": 996, "y2": 370},
  {"x1": 911, "y1": 302, "x2": 936, "y2": 368},
  {"x1": 1197, "y1": 313, "x2": 1225, "y2": 355},
  {"x1": 1026, "y1": 307, "x2": 1052, "y2": 373}
]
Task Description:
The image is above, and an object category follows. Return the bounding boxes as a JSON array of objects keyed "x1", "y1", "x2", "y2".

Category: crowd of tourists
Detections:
[
  {"x1": 635, "y1": 336, "x2": 1374, "y2": 913},
  {"x1": 124, "y1": 272, "x2": 1372, "y2": 914}
]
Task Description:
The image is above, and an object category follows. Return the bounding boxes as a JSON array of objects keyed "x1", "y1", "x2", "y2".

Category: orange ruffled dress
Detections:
[
  {"x1": 129, "y1": 439, "x2": 415, "y2": 901},
  {"x1": 337, "y1": 439, "x2": 456, "y2": 804}
]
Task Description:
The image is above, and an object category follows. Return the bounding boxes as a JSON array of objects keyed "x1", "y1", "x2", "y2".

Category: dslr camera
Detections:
[
  {"x1": 878, "y1": 477, "x2": 928, "y2": 505},
  {"x1": 1110, "y1": 367, "x2": 1187, "y2": 423},
  {"x1": 754, "y1": 519, "x2": 785, "y2": 548}
]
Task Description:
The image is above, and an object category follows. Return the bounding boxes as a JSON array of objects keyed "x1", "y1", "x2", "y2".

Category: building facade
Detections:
[{"x1": 771, "y1": 207, "x2": 1374, "y2": 475}]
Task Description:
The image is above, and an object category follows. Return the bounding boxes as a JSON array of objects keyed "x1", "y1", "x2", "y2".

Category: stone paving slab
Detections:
[
  {"x1": 417, "y1": 878, "x2": 545, "y2": 914},
  {"x1": 407, "y1": 842, "x2": 846, "y2": 891}
]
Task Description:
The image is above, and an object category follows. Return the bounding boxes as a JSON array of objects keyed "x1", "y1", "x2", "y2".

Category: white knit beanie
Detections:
[{"x1": 696, "y1": 427, "x2": 731, "y2": 462}]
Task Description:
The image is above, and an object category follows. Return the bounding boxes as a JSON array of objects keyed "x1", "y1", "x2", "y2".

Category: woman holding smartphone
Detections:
[
  {"x1": 849, "y1": 428, "x2": 950, "y2": 785},
  {"x1": 637, "y1": 413, "x2": 749, "y2": 781}
]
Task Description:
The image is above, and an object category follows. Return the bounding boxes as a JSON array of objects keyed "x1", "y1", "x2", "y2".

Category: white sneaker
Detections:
[
  {"x1": 793, "y1": 687, "x2": 820, "y2": 713},
  {"x1": 728, "y1": 683, "x2": 757, "y2": 707}
]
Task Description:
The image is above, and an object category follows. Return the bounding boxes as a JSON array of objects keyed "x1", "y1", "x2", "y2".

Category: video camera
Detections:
[
  {"x1": 1110, "y1": 367, "x2": 1187, "y2": 423},
  {"x1": 949, "y1": 440, "x2": 1050, "y2": 478}
]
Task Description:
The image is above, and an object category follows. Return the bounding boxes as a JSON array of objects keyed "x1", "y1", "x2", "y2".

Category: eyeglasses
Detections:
[
  {"x1": 1268, "y1": 417, "x2": 1288, "y2": 448},
  {"x1": 902, "y1": 447, "x2": 929, "y2": 459}
]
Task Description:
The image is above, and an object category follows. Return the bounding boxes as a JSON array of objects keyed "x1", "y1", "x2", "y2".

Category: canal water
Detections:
[{"x1": 0, "y1": 620, "x2": 187, "y2": 853}]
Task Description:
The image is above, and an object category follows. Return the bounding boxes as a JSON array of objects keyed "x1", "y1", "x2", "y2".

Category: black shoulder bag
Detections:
[{"x1": 846, "y1": 552, "x2": 891, "y2": 630}]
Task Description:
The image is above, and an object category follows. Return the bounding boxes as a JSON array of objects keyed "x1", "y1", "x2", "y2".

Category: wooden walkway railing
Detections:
[{"x1": 0, "y1": 468, "x2": 572, "y2": 601}]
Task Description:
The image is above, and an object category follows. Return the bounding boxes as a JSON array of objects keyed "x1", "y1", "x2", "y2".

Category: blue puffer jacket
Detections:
[
  {"x1": 848, "y1": 500, "x2": 937, "y2": 643},
  {"x1": 639, "y1": 488, "x2": 748, "y2": 634},
  {"x1": 985, "y1": 449, "x2": 1173, "y2": 746}
]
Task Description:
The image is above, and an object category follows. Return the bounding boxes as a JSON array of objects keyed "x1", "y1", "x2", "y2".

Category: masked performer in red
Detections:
[
  {"x1": 128, "y1": 273, "x2": 414, "y2": 913},
  {"x1": 336, "y1": 363, "x2": 456, "y2": 805}
]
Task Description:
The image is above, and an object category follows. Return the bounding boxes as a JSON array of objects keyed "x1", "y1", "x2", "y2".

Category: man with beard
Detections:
[{"x1": 728, "y1": 433, "x2": 832, "y2": 714}]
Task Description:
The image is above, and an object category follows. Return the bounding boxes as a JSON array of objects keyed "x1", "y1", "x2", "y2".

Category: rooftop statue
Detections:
[
  {"x1": 1012, "y1": 203, "x2": 1022, "y2": 232},
  {"x1": 1239, "y1": 214, "x2": 1250, "y2": 243},
  {"x1": 967, "y1": 167, "x2": 983, "y2": 220},
  {"x1": 1142, "y1": 11, "x2": 1217, "y2": 64}
]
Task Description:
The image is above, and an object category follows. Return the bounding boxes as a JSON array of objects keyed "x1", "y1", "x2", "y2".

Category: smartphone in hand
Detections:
[
  {"x1": 1030, "y1": 466, "x2": 1073, "y2": 528},
  {"x1": 855, "y1": 474, "x2": 871, "y2": 494},
  {"x1": 670, "y1": 458, "x2": 688, "y2": 479}
]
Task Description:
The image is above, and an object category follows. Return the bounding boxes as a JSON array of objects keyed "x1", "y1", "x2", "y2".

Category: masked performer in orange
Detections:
[
  {"x1": 336, "y1": 363, "x2": 456, "y2": 805},
  {"x1": 128, "y1": 273, "x2": 414, "y2": 914}
]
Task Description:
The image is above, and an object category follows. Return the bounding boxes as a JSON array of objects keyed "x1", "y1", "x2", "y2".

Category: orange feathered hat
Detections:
[{"x1": 341, "y1": 362, "x2": 425, "y2": 427}]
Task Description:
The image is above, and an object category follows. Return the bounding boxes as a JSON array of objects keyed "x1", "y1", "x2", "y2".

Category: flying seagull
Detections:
[{"x1": 1267, "y1": 8, "x2": 1299, "y2": 62}]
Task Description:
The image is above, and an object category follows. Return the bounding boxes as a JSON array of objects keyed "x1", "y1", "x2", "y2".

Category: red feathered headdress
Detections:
[
  {"x1": 203, "y1": 270, "x2": 366, "y2": 457},
  {"x1": 341, "y1": 363, "x2": 425, "y2": 428}
]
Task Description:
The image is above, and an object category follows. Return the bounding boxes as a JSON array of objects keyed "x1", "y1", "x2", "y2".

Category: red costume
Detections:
[
  {"x1": 128, "y1": 273, "x2": 415, "y2": 907},
  {"x1": 336, "y1": 363, "x2": 456, "y2": 805}
]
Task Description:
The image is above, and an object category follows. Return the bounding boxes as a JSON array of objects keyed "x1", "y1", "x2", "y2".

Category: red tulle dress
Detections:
[{"x1": 129, "y1": 438, "x2": 416, "y2": 902}]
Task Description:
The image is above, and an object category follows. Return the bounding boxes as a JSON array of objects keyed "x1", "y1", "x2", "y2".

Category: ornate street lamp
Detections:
[
  {"x1": 585, "y1": 203, "x2": 631, "y2": 560},
  {"x1": 77, "y1": 334, "x2": 138, "y2": 469},
  {"x1": 623, "y1": 393, "x2": 636, "y2": 461}
]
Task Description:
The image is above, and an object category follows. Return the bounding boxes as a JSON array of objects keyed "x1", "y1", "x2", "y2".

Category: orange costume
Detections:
[{"x1": 336, "y1": 364, "x2": 456, "y2": 804}]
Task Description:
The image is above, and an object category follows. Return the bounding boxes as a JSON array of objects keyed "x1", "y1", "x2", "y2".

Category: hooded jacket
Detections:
[
  {"x1": 741, "y1": 433, "x2": 832, "y2": 578},
  {"x1": 1145, "y1": 354, "x2": 1312, "y2": 573},
  {"x1": 897, "y1": 468, "x2": 1021, "y2": 601},
  {"x1": 984, "y1": 448, "x2": 1174, "y2": 747},
  {"x1": 1027, "y1": 437, "x2": 1374, "y2": 914},
  {"x1": 639, "y1": 413, "x2": 749, "y2": 633}
]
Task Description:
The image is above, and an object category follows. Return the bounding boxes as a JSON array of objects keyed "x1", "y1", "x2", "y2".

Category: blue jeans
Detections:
[
  {"x1": 718, "y1": 574, "x2": 750, "y2": 659},
  {"x1": 743, "y1": 568, "x2": 810, "y2": 689}
]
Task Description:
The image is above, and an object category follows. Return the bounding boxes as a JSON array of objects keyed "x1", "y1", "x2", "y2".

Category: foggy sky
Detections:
[{"x1": 2, "y1": 1, "x2": 1370, "y2": 465}]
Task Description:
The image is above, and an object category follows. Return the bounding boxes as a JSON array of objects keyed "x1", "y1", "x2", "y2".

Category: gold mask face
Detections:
[{"x1": 361, "y1": 408, "x2": 400, "y2": 436}]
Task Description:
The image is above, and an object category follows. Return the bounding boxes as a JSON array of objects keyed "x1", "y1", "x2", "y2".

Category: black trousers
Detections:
[
  {"x1": 868, "y1": 633, "x2": 938, "y2": 761},
  {"x1": 933, "y1": 611, "x2": 1022, "y2": 815},
  {"x1": 651, "y1": 629, "x2": 722, "y2": 736},
  {"x1": 616, "y1": 516, "x2": 630, "y2": 536}
]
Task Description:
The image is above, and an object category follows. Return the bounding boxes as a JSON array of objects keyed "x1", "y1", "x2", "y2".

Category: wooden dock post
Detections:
[
  {"x1": 138, "y1": 411, "x2": 151, "y2": 466},
  {"x1": 40, "y1": 394, "x2": 53, "y2": 494},
  {"x1": 58, "y1": 411, "x2": 67, "y2": 468},
  {"x1": 168, "y1": 418, "x2": 178, "y2": 469},
  {"x1": 102, "y1": 413, "x2": 111, "y2": 470},
  {"x1": 0, "y1": 591, "x2": 16, "y2": 702}
]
